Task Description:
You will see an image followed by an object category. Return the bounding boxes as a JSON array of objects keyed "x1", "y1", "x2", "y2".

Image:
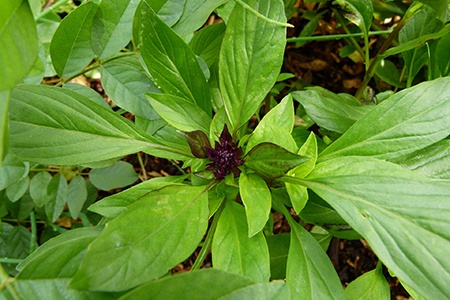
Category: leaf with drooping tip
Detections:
[{"x1": 183, "y1": 130, "x2": 211, "y2": 158}]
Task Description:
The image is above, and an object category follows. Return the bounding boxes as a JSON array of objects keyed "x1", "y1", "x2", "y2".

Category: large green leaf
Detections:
[
  {"x1": 0, "y1": 0, "x2": 38, "y2": 91},
  {"x1": 319, "y1": 77, "x2": 450, "y2": 162},
  {"x1": 292, "y1": 87, "x2": 373, "y2": 134},
  {"x1": 92, "y1": 0, "x2": 138, "y2": 59},
  {"x1": 119, "y1": 269, "x2": 255, "y2": 300},
  {"x1": 299, "y1": 156, "x2": 450, "y2": 298},
  {"x1": 50, "y1": 2, "x2": 98, "y2": 78},
  {"x1": 219, "y1": 0, "x2": 286, "y2": 132},
  {"x1": 101, "y1": 55, "x2": 160, "y2": 119},
  {"x1": 190, "y1": 22, "x2": 226, "y2": 68},
  {"x1": 392, "y1": 139, "x2": 450, "y2": 179},
  {"x1": 266, "y1": 233, "x2": 289, "y2": 280},
  {"x1": 133, "y1": 0, "x2": 211, "y2": 115},
  {"x1": 70, "y1": 185, "x2": 209, "y2": 291},
  {"x1": 239, "y1": 171, "x2": 272, "y2": 237},
  {"x1": 149, "y1": 0, "x2": 185, "y2": 27},
  {"x1": 1, "y1": 90, "x2": 10, "y2": 164},
  {"x1": 286, "y1": 221, "x2": 345, "y2": 299},
  {"x1": 171, "y1": 0, "x2": 228, "y2": 37},
  {"x1": 220, "y1": 281, "x2": 290, "y2": 299},
  {"x1": 9, "y1": 85, "x2": 189, "y2": 165},
  {"x1": 212, "y1": 200, "x2": 270, "y2": 283},
  {"x1": 17, "y1": 227, "x2": 102, "y2": 279}
]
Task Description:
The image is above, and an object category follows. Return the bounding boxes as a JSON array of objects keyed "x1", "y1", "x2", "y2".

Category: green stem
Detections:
[
  {"x1": 0, "y1": 258, "x2": 23, "y2": 264},
  {"x1": 286, "y1": 30, "x2": 393, "y2": 43},
  {"x1": 29, "y1": 211, "x2": 38, "y2": 253},
  {"x1": 191, "y1": 200, "x2": 224, "y2": 271},
  {"x1": 137, "y1": 152, "x2": 148, "y2": 181},
  {"x1": 234, "y1": 0, "x2": 294, "y2": 28},
  {"x1": 35, "y1": 0, "x2": 70, "y2": 21},
  {"x1": 333, "y1": 9, "x2": 364, "y2": 58}
]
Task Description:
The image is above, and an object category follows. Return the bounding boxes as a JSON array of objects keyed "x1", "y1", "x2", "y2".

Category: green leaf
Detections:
[
  {"x1": 70, "y1": 185, "x2": 209, "y2": 291},
  {"x1": 399, "y1": 7, "x2": 443, "y2": 86},
  {"x1": 63, "y1": 83, "x2": 111, "y2": 110},
  {"x1": 17, "y1": 226, "x2": 102, "y2": 279},
  {"x1": 375, "y1": 58, "x2": 405, "y2": 88},
  {"x1": 150, "y1": 0, "x2": 185, "y2": 27},
  {"x1": 45, "y1": 174, "x2": 68, "y2": 223},
  {"x1": 50, "y1": 2, "x2": 98, "y2": 78},
  {"x1": 91, "y1": 0, "x2": 138, "y2": 59},
  {"x1": 88, "y1": 179, "x2": 187, "y2": 219},
  {"x1": 212, "y1": 200, "x2": 270, "y2": 283},
  {"x1": 246, "y1": 95, "x2": 297, "y2": 153},
  {"x1": 29, "y1": 172, "x2": 52, "y2": 207},
  {"x1": 344, "y1": 263, "x2": 390, "y2": 300},
  {"x1": 286, "y1": 221, "x2": 345, "y2": 299},
  {"x1": 67, "y1": 176, "x2": 88, "y2": 219},
  {"x1": 0, "y1": 0, "x2": 38, "y2": 91},
  {"x1": 89, "y1": 161, "x2": 138, "y2": 191},
  {"x1": 190, "y1": 22, "x2": 226, "y2": 67},
  {"x1": 219, "y1": 0, "x2": 286, "y2": 132},
  {"x1": 292, "y1": 87, "x2": 373, "y2": 134},
  {"x1": 299, "y1": 190, "x2": 361, "y2": 240},
  {"x1": 119, "y1": 269, "x2": 255, "y2": 300},
  {"x1": 286, "y1": 132, "x2": 318, "y2": 214},
  {"x1": 171, "y1": 0, "x2": 228, "y2": 38},
  {"x1": 434, "y1": 34, "x2": 450, "y2": 76},
  {"x1": 219, "y1": 281, "x2": 290, "y2": 300},
  {"x1": 319, "y1": 77, "x2": 450, "y2": 162},
  {"x1": 146, "y1": 93, "x2": 212, "y2": 134},
  {"x1": 416, "y1": 0, "x2": 448, "y2": 22},
  {"x1": 0, "y1": 153, "x2": 28, "y2": 190},
  {"x1": 101, "y1": 55, "x2": 160, "y2": 118},
  {"x1": 267, "y1": 233, "x2": 289, "y2": 280},
  {"x1": 334, "y1": 0, "x2": 373, "y2": 35},
  {"x1": 392, "y1": 139, "x2": 450, "y2": 179},
  {"x1": 6, "y1": 279, "x2": 118, "y2": 300},
  {"x1": 301, "y1": 156, "x2": 450, "y2": 298},
  {"x1": 183, "y1": 130, "x2": 210, "y2": 158},
  {"x1": 6, "y1": 176, "x2": 29, "y2": 203},
  {"x1": 0, "y1": 223, "x2": 30, "y2": 275},
  {"x1": 239, "y1": 171, "x2": 272, "y2": 237},
  {"x1": 133, "y1": 0, "x2": 211, "y2": 115},
  {"x1": 244, "y1": 143, "x2": 308, "y2": 180},
  {"x1": 0, "y1": 90, "x2": 10, "y2": 164},
  {"x1": 9, "y1": 85, "x2": 189, "y2": 165}
]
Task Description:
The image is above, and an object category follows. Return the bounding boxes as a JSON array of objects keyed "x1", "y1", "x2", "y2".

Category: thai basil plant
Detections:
[{"x1": 1, "y1": 0, "x2": 449, "y2": 299}]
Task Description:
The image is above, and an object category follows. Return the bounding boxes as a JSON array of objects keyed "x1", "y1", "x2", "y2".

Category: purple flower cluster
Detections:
[{"x1": 206, "y1": 125, "x2": 244, "y2": 179}]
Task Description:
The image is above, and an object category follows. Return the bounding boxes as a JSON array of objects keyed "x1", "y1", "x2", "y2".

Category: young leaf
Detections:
[
  {"x1": 50, "y1": 2, "x2": 98, "y2": 78},
  {"x1": 219, "y1": 0, "x2": 286, "y2": 132},
  {"x1": 9, "y1": 85, "x2": 190, "y2": 165},
  {"x1": 45, "y1": 174, "x2": 68, "y2": 223},
  {"x1": 133, "y1": 0, "x2": 211, "y2": 115},
  {"x1": 344, "y1": 263, "x2": 390, "y2": 300},
  {"x1": 375, "y1": 58, "x2": 405, "y2": 88},
  {"x1": 67, "y1": 176, "x2": 88, "y2": 219},
  {"x1": 286, "y1": 132, "x2": 318, "y2": 214},
  {"x1": 0, "y1": 153, "x2": 28, "y2": 190},
  {"x1": 183, "y1": 130, "x2": 210, "y2": 158},
  {"x1": 6, "y1": 176, "x2": 29, "y2": 203},
  {"x1": 89, "y1": 161, "x2": 138, "y2": 191},
  {"x1": 244, "y1": 143, "x2": 308, "y2": 180},
  {"x1": 70, "y1": 185, "x2": 209, "y2": 291},
  {"x1": 246, "y1": 95, "x2": 297, "y2": 153},
  {"x1": 120, "y1": 269, "x2": 255, "y2": 300},
  {"x1": 17, "y1": 226, "x2": 102, "y2": 279},
  {"x1": 146, "y1": 93, "x2": 212, "y2": 134},
  {"x1": 91, "y1": 0, "x2": 138, "y2": 59},
  {"x1": 212, "y1": 200, "x2": 270, "y2": 283},
  {"x1": 301, "y1": 156, "x2": 450, "y2": 298},
  {"x1": 239, "y1": 171, "x2": 272, "y2": 237},
  {"x1": 0, "y1": 0, "x2": 38, "y2": 91},
  {"x1": 319, "y1": 77, "x2": 450, "y2": 162},
  {"x1": 286, "y1": 221, "x2": 345, "y2": 299},
  {"x1": 292, "y1": 87, "x2": 373, "y2": 134},
  {"x1": 29, "y1": 172, "x2": 52, "y2": 207}
]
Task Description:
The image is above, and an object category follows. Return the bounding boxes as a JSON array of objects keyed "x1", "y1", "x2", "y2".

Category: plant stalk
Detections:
[{"x1": 35, "y1": 0, "x2": 70, "y2": 21}]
